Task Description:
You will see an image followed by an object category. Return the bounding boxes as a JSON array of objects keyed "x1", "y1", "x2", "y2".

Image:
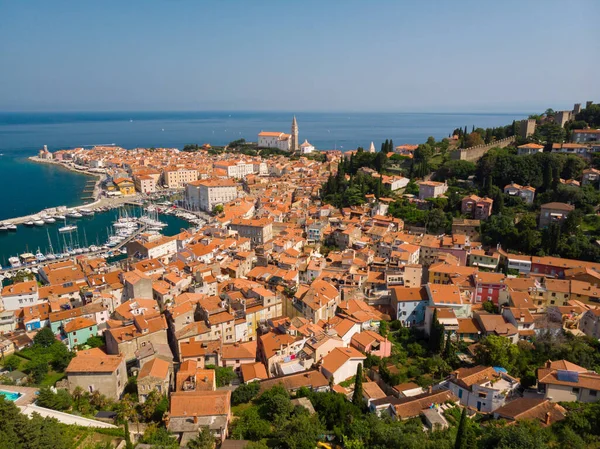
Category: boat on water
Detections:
[
  {"x1": 33, "y1": 219, "x2": 45, "y2": 226},
  {"x1": 8, "y1": 256, "x2": 21, "y2": 268},
  {"x1": 43, "y1": 216, "x2": 56, "y2": 224},
  {"x1": 24, "y1": 221, "x2": 35, "y2": 226},
  {"x1": 6, "y1": 223, "x2": 17, "y2": 231},
  {"x1": 66, "y1": 211, "x2": 83, "y2": 218},
  {"x1": 59, "y1": 225, "x2": 78, "y2": 233},
  {"x1": 80, "y1": 208, "x2": 94, "y2": 216},
  {"x1": 20, "y1": 253, "x2": 36, "y2": 264},
  {"x1": 55, "y1": 214, "x2": 66, "y2": 220},
  {"x1": 35, "y1": 250, "x2": 46, "y2": 263}
]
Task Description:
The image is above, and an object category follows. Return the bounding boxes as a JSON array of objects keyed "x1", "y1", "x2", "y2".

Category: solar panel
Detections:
[{"x1": 556, "y1": 370, "x2": 579, "y2": 383}]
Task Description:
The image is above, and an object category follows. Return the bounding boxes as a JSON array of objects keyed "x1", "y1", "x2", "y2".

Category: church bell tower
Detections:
[{"x1": 291, "y1": 116, "x2": 299, "y2": 152}]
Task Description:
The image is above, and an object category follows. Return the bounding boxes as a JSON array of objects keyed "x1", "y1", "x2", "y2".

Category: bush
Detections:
[{"x1": 36, "y1": 387, "x2": 73, "y2": 411}]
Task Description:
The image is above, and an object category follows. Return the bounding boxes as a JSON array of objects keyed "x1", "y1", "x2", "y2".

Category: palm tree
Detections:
[{"x1": 72, "y1": 386, "x2": 84, "y2": 409}]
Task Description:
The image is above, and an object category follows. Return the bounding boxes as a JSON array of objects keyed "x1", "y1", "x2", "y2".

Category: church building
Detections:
[{"x1": 258, "y1": 116, "x2": 299, "y2": 152}]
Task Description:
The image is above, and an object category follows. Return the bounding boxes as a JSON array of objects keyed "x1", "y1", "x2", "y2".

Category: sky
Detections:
[{"x1": 0, "y1": 0, "x2": 599, "y2": 113}]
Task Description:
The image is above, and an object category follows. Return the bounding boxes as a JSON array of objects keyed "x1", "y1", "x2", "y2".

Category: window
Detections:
[{"x1": 572, "y1": 387, "x2": 580, "y2": 394}]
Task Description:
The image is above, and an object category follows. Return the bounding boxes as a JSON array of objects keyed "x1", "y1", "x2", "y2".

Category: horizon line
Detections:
[{"x1": 0, "y1": 109, "x2": 536, "y2": 115}]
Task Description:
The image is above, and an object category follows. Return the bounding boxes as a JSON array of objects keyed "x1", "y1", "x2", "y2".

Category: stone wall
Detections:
[{"x1": 450, "y1": 136, "x2": 516, "y2": 162}]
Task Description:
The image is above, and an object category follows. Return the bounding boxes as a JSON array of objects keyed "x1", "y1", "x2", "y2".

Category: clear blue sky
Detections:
[{"x1": 1, "y1": 0, "x2": 598, "y2": 112}]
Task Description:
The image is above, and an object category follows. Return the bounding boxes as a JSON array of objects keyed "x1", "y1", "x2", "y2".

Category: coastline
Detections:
[{"x1": 0, "y1": 157, "x2": 134, "y2": 225}]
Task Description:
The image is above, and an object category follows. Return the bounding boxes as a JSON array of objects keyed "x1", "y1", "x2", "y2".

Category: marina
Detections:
[{"x1": 0, "y1": 204, "x2": 197, "y2": 267}]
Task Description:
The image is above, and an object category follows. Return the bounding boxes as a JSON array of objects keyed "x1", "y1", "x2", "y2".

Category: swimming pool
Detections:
[{"x1": 0, "y1": 390, "x2": 22, "y2": 402}]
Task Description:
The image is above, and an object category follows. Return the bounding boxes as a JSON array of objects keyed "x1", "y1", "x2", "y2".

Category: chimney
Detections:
[
  {"x1": 545, "y1": 411, "x2": 551, "y2": 426},
  {"x1": 193, "y1": 416, "x2": 198, "y2": 424},
  {"x1": 428, "y1": 386, "x2": 433, "y2": 394}
]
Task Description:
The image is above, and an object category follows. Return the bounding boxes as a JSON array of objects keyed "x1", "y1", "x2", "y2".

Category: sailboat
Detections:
[{"x1": 46, "y1": 229, "x2": 56, "y2": 260}]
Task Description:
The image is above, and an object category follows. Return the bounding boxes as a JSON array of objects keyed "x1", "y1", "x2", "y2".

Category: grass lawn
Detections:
[
  {"x1": 41, "y1": 371, "x2": 66, "y2": 387},
  {"x1": 0, "y1": 354, "x2": 29, "y2": 371},
  {"x1": 232, "y1": 402, "x2": 253, "y2": 416}
]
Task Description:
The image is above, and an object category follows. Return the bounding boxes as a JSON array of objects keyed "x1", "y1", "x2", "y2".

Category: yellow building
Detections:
[{"x1": 114, "y1": 178, "x2": 135, "y2": 196}]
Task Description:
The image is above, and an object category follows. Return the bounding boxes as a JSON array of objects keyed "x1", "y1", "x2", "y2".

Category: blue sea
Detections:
[{"x1": 0, "y1": 111, "x2": 527, "y2": 262}]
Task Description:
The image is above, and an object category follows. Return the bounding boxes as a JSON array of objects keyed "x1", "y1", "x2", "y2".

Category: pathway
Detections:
[{"x1": 19, "y1": 403, "x2": 118, "y2": 428}]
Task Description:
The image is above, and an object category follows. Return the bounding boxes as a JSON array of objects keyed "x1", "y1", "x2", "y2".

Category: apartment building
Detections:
[
  {"x1": 163, "y1": 167, "x2": 198, "y2": 189},
  {"x1": 228, "y1": 217, "x2": 273, "y2": 247},
  {"x1": 185, "y1": 178, "x2": 238, "y2": 212},
  {"x1": 539, "y1": 202, "x2": 575, "y2": 229},
  {"x1": 213, "y1": 161, "x2": 255, "y2": 179},
  {"x1": 418, "y1": 181, "x2": 448, "y2": 200}
]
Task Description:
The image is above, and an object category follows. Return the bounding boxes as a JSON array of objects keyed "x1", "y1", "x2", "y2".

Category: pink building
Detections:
[
  {"x1": 461, "y1": 195, "x2": 494, "y2": 220},
  {"x1": 350, "y1": 330, "x2": 392, "y2": 358}
]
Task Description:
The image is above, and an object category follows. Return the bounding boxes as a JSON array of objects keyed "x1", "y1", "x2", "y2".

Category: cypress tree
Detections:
[
  {"x1": 389, "y1": 139, "x2": 394, "y2": 153},
  {"x1": 454, "y1": 407, "x2": 468, "y2": 449},
  {"x1": 464, "y1": 126, "x2": 468, "y2": 136},
  {"x1": 443, "y1": 333, "x2": 453, "y2": 359},
  {"x1": 381, "y1": 142, "x2": 385, "y2": 153},
  {"x1": 552, "y1": 166, "x2": 560, "y2": 192},
  {"x1": 486, "y1": 174, "x2": 493, "y2": 196},
  {"x1": 472, "y1": 125, "x2": 475, "y2": 133},
  {"x1": 352, "y1": 363, "x2": 363, "y2": 407},
  {"x1": 375, "y1": 177, "x2": 382, "y2": 198},
  {"x1": 124, "y1": 421, "x2": 133, "y2": 449}
]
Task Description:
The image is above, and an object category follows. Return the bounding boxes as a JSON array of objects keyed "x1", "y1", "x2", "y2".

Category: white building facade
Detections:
[{"x1": 185, "y1": 179, "x2": 238, "y2": 212}]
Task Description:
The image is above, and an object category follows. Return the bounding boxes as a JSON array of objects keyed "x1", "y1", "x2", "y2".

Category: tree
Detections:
[
  {"x1": 140, "y1": 423, "x2": 179, "y2": 448},
  {"x1": 140, "y1": 389, "x2": 162, "y2": 422},
  {"x1": 465, "y1": 132, "x2": 484, "y2": 148},
  {"x1": 352, "y1": 363, "x2": 363, "y2": 407},
  {"x1": 232, "y1": 381, "x2": 260, "y2": 405},
  {"x1": 187, "y1": 427, "x2": 215, "y2": 449},
  {"x1": 212, "y1": 204, "x2": 224, "y2": 215},
  {"x1": 378, "y1": 320, "x2": 389, "y2": 338},
  {"x1": 425, "y1": 208, "x2": 448, "y2": 234},
  {"x1": 33, "y1": 327, "x2": 56, "y2": 348},
  {"x1": 278, "y1": 413, "x2": 323, "y2": 449},
  {"x1": 215, "y1": 366, "x2": 236, "y2": 387},
  {"x1": 2, "y1": 355, "x2": 21, "y2": 371},
  {"x1": 475, "y1": 335, "x2": 520, "y2": 371},
  {"x1": 454, "y1": 407, "x2": 469, "y2": 449},
  {"x1": 429, "y1": 309, "x2": 445, "y2": 353},
  {"x1": 85, "y1": 335, "x2": 105, "y2": 348},
  {"x1": 26, "y1": 357, "x2": 49, "y2": 384},
  {"x1": 36, "y1": 387, "x2": 73, "y2": 411},
  {"x1": 230, "y1": 406, "x2": 271, "y2": 441}
]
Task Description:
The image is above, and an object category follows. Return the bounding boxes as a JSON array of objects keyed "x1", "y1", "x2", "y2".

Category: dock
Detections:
[{"x1": 0, "y1": 224, "x2": 147, "y2": 276}]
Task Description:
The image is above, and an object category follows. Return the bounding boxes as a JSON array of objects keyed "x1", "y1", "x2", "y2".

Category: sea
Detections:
[{"x1": 0, "y1": 110, "x2": 528, "y2": 263}]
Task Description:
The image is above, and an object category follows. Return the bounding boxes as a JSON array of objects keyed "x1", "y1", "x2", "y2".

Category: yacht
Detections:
[
  {"x1": 35, "y1": 250, "x2": 46, "y2": 263},
  {"x1": 20, "y1": 253, "x2": 36, "y2": 264},
  {"x1": 24, "y1": 221, "x2": 35, "y2": 226},
  {"x1": 6, "y1": 223, "x2": 17, "y2": 231},
  {"x1": 80, "y1": 208, "x2": 94, "y2": 216},
  {"x1": 0, "y1": 223, "x2": 7, "y2": 232},
  {"x1": 8, "y1": 256, "x2": 21, "y2": 268},
  {"x1": 59, "y1": 224, "x2": 78, "y2": 233},
  {"x1": 66, "y1": 211, "x2": 83, "y2": 218},
  {"x1": 55, "y1": 214, "x2": 66, "y2": 220},
  {"x1": 43, "y1": 216, "x2": 56, "y2": 224},
  {"x1": 33, "y1": 219, "x2": 45, "y2": 226},
  {"x1": 46, "y1": 253, "x2": 57, "y2": 261}
]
